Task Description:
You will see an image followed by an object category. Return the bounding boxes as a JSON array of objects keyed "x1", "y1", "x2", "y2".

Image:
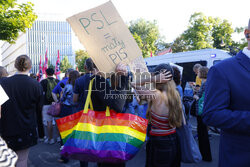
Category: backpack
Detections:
[{"x1": 46, "y1": 78, "x2": 57, "y2": 103}]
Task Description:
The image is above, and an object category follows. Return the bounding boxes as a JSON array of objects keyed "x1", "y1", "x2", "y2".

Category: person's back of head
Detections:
[
  {"x1": 172, "y1": 66, "x2": 181, "y2": 86},
  {"x1": 193, "y1": 63, "x2": 202, "y2": 74},
  {"x1": 0, "y1": 66, "x2": 8, "y2": 78},
  {"x1": 153, "y1": 63, "x2": 182, "y2": 128},
  {"x1": 65, "y1": 68, "x2": 74, "y2": 78},
  {"x1": 15, "y1": 55, "x2": 32, "y2": 72},
  {"x1": 198, "y1": 66, "x2": 209, "y2": 79},
  {"x1": 46, "y1": 68, "x2": 54, "y2": 77},
  {"x1": 68, "y1": 70, "x2": 80, "y2": 88},
  {"x1": 84, "y1": 58, "x2": 96, "y2": 72}
]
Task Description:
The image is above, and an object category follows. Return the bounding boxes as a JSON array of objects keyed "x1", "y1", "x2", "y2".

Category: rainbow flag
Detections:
[{"x1": 56, "y1": 78, "x2": 148, "y2": 163}]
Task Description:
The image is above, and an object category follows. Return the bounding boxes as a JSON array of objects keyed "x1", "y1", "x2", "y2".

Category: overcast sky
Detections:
[{"x1": 15, "y1": 0, "x2": 250, "y2": 50}]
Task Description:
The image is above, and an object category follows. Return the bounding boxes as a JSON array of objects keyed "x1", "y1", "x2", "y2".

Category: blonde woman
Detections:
[{"x1": 132, "y1": 63, "x2": 182, "y2": 167}]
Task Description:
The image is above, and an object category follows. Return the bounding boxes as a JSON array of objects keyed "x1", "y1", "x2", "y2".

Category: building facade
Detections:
[{"x1": 1, "y1": 20, "x2": 74, "y2": 75}]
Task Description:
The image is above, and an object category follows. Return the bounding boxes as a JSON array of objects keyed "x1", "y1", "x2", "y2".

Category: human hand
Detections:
[
  {"x1": 156, "y1": 71, "x2": 172, "y2": 83},
  {"x1": 189, "y1": 82, "x2": 195, "y2": 86},
  {"x1": 193, "y1": 95, "x2": 199, "y2": 100},
  {"x1": 115, "y1": 62, "x2": 128, "y2": 76}
]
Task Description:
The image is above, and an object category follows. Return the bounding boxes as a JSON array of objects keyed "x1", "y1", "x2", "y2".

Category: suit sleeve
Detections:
[{"x1": 202, "y1": 66, "x2": 250, "y2": 134}]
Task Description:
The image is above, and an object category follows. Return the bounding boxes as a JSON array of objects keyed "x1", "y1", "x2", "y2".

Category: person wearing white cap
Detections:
[{"x1": 202, "y1": 19, "x2": 250, "y2": 167}]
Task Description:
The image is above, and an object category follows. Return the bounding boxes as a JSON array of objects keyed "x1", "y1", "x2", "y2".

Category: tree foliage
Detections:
[
  {"x1": 180, "y1": 12, "x2": 234, "y2": 51},
  {"x1": 171, "y1": 35, "x2": 189, "y2": 53},
  {"x1": 129, "y1": 19, "x2": 160, "y2": 58},
  {"x1": 0, "y1": 0, "x2": 37, "y2": 43},
  {"x1": 60, "y1": 56, "x2": 73, "y2": 73},
  {"x1": 75, "y1": 50, "x2": 89, "y2": 72},
  {"x1": 231, "y1": 27, "x2": 248, "y2": 50},
  {"x1": 182, "y1": 13, "x2": 214, "y2": 50},
  {"x1": 211, "y1": 18, "x2": 234, "y2": 49}
]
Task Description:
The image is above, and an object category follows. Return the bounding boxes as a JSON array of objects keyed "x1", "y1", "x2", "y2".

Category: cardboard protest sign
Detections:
[{"x1": 67, "y1": 1, "x2": 148, "y2": 75}]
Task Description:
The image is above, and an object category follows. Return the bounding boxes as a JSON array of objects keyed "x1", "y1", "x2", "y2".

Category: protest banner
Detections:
[{"x1": 67, "y1": 1, "x2": 148, "y2": 76}]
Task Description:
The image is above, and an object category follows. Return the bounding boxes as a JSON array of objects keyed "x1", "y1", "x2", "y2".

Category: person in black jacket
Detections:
[
  {"x1": 0, "y1": 55, "x2": 43, "y2": 167},
  {"x1": 76, "y1": 61, "x2": 129, "y2": 167},
  {"x1": 93, "y1": 63, "x2": 129, "y2": 167}
]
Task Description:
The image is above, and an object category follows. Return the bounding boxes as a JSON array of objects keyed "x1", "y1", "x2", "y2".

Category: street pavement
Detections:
[{"x1": 28, "y1": 116, "x2": 220, "y2": 167}]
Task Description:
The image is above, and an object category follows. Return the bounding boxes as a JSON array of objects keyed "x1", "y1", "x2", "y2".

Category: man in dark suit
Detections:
[{"x1": 202, "y1": 19, "x2": 250, "y2": 167}]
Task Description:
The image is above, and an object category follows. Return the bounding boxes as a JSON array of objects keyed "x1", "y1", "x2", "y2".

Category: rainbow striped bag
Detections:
[{"x1": 56, "y1": 78, "x2": 148, "y2": 163}]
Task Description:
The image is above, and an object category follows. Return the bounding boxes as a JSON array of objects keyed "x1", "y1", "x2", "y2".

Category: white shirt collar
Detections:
[{"x1": 242, "y1": 47, "x2": 250, "y2": 59}]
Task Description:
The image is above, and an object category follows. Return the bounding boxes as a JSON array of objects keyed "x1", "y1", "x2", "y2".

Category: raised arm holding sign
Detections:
[{"x1": 67, "y1": 1, "x2": 148, "y2": 77}]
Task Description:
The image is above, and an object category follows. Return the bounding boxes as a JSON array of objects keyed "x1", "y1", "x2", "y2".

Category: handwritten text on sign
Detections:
[{"x1": 67, "y1": 1, "x2": 142, "y2": 74}]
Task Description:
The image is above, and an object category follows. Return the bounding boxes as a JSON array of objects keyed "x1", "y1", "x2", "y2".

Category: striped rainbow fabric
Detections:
[{"x1": 56, "y1": 78, "x2": 148, "y2": 163}]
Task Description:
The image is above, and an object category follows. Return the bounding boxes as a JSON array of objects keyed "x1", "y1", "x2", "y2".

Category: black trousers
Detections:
[
  {"x1": 197, "y1": 116, "x2": 212, "y2": 161},
  {"x1": 146, "y1": 133, "x2": 181, "y2": 167}
]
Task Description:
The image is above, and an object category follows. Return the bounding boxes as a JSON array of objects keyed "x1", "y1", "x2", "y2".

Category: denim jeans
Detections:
[{"x1": 146, "y1": 133, "x2": 181, "y2": 167}]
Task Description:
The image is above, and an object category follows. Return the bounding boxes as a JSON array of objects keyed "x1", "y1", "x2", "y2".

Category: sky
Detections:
[{"x1": 14, "y1": 0, "x2": 250, "y2": 51}]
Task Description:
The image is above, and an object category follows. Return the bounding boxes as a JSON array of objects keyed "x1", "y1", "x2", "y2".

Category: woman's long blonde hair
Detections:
[{"x1": 148, "y1": 64, "x2": 183, "y2": 128}]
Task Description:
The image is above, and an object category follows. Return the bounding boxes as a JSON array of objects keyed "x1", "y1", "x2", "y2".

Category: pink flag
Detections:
[
  {"x1": 55, "y1": 50, "x2": 61, "y2": 80},
  {"x1": 43, "y1": 49, "x2": 48, "y2": 77},
  {"x1": 38, "y1": 55, "x2": 43, "y2": 82}
]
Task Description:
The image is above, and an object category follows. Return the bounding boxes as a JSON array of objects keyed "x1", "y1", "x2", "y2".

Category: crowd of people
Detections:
[
  {"x1": 0, "y1": 19, "x2": 249, "y2": 167},
  {"x1": 0, "y1": 55, "x2": 214, "y2": 167}
]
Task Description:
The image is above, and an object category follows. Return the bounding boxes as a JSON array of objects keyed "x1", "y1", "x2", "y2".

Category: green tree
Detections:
[
  {"x1": 211, "y1": 18, "x2": 234, "y2": 49},
  {"x1": 182, "y1": 12, "x2": 213, "y2": 50},
  {"x1": 0, "y1": 0, "x2": 37, "y2": 43},
  {"x1": 231, "y1": 27, "x2": 248, "y2": 50},
  {"x1": 182, "y1": 12, "x2": 234, "y2": 51},
  {"x1": 129, "y1": 19, "x2": 161, "y2": 58},
  {"x1": 169, "y1": 35, "x2": 189, "y2": 53},
  {"x1": 75, "y1": 50, "x2": 89, "y2": 72},
  {"x1": 60, "y1": 56, "x2": 73, "y2": 73}
]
